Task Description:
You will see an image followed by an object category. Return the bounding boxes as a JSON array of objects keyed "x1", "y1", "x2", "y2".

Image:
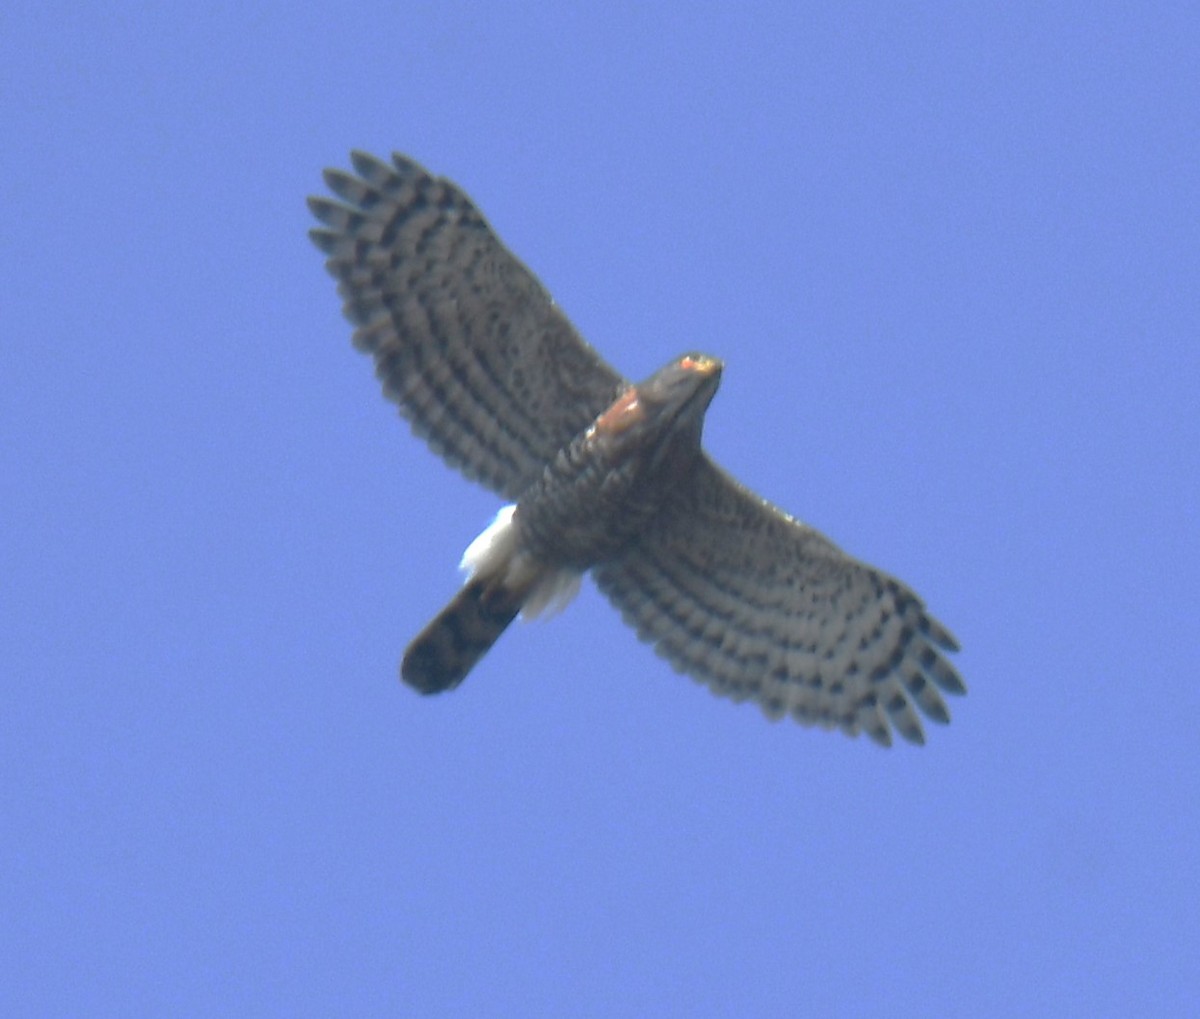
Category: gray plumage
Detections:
[{"x1": 309, "y1": 151, "x2": 965, "y2": 746}]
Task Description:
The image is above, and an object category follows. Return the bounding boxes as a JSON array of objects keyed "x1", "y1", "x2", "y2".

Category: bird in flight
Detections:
[{"x1": 308, "y1": 151, "x2": 964, "y2": 746}]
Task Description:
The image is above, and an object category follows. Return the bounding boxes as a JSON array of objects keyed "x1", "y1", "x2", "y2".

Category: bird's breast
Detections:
[{"x1": 514, "y1": 417, "x2": 693, "y2": 571}]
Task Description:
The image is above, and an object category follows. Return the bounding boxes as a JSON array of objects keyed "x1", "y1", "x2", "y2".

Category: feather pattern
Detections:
[
  {"x1": 309, "y1": 151, "x2": 626, "y2": 500},
  {"x1": 594, "y1": 457, "x2": 964, "y2": 746}
]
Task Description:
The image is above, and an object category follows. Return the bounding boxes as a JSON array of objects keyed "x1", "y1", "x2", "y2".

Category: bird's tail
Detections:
[
  {"x1": 401, "y1": 577, "x2": 525, "y2": 694},
  {"x1": 400, "y1": 504, "x2": 583, "y2": 694}
]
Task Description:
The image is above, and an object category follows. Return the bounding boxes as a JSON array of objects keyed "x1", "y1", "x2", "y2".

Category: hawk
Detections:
[{"x1": 309, "y1": 151, "x2": 965, "y2": 746}]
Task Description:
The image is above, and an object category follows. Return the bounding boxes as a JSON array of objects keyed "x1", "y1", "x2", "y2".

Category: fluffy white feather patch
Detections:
[
  {"x1": 459, "y1": 504, "x2": 581, "y2": 621},
  {"x1": 460, "y1": 504, "x2": 519, "y2": 579},
  {"x1": 521, "y1": 570, "x2": 581, "y2": 620}
]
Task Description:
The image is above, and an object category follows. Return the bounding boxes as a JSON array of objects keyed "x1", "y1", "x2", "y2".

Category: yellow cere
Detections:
[{"x1": 680, "y1": 354, "x2": 719, "y2": 374}]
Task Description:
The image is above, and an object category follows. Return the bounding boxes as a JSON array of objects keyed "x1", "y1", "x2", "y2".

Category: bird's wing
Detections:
[
  {"x1": 309, "y1": 151, "x2": 627, "y2": 500},
  {"x1": 593, "y1": 456, "x2": 965, "y2": 746}
]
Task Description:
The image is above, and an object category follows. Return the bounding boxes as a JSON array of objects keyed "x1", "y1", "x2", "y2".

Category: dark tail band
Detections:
[{"x1": 401, "y1": 579, "x2": 523, "y2": 694}]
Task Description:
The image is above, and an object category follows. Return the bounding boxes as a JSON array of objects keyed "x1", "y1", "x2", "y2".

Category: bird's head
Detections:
[
  {"x1": 638, "y1": 354, "x2": 723, "y2": 418},
  {"x1": 589, "y1": 353, "x2": 723, "y2": 476}
]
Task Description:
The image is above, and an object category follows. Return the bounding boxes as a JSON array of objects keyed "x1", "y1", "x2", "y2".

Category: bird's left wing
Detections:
[
  {"x1": 309, "y1": 151, "x2": 627, "y2": 500},
  {"x1": 593, "y1": 456, "x2": 965, "y2": 746}
]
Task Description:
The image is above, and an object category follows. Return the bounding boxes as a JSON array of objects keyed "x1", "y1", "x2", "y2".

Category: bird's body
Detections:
[
  {"x1": 407, "y1": 354, "x2": 722, "y2": 692},
  {"x1": 309, "y1": 151, "x2": 965, "y2": 746}
]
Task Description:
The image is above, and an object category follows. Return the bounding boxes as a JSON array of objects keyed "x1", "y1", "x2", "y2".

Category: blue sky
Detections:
[{"x1": 3, "y1": 3, "x2": 1197, "y2": 1015}]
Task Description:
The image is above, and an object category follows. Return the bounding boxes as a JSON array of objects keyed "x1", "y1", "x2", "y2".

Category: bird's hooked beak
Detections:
[
  {"x1": 675, "y1": 353, "x2": 723, "y2": 409},
  {"x1": 678, "y1": 353, "x2": 723, "y2": 379}
]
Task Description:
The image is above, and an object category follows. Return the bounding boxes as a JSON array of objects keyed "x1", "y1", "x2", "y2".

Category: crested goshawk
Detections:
[{"x1": 309, "y1": 151, "x2": 964, "y2": 747}]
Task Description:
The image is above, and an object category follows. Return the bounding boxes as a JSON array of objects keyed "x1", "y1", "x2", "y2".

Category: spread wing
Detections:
[
  {"x1": 309, "y1": 151, "x2": 627, "y2": 500},
  {"x1": 593, "y1": 456, "x2": 965, "y2": 746}
]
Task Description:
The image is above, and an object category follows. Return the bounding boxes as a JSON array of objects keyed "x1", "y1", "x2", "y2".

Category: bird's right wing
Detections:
[
  {"x1": 593, "y1": 456, "x2": 965, "y2": 746},
  {"x1": 309, "y1": 151, "x2": 628, "y2": 500}
]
